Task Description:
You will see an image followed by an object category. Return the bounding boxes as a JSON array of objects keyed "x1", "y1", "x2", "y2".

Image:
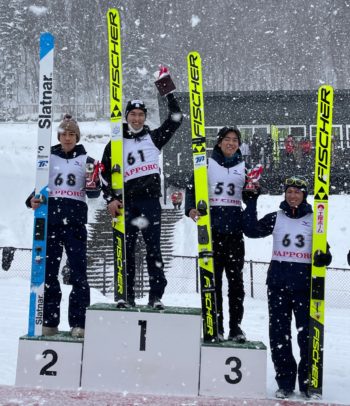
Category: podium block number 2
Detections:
[
  {"x1": 40, "y1": 349, "x2": 58, "y2": 376},
  {"x1": 16, "y1": 338, "x2": 83, "y2": 390}
]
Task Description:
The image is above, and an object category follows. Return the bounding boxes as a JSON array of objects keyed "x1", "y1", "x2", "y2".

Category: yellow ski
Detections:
[
  {"x1": 308, "y1": 85, "x2": 334, "y2": 397},
  {"x1": 271, "y1": 125, "x2": 280, "y2": 165},
  {"x1": 187, "y1": 51, "x2": 218, "y2": 342},
  {"x1": 107, "y1": 8, "x2": 126, "y2": 302}
]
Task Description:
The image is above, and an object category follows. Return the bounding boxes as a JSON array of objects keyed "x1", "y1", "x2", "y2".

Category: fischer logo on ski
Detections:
[
  {"x1": 28, "y1": 33, "x2": 54, "y2": 337},
  {"x1": 308, "y1": 85, "x2": 333, "y2": 397},
  {"x1": 187, "y1": 51, "x2": 218, "y2": 342},
  {"x1": 107, "y1": 8, "x2": 127, "y2": 303}
]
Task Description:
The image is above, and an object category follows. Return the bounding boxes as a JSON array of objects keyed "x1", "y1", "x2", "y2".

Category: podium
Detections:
[
  {"x1": 81, "y1": 303, "x2": 202, "y2": 396},
  {"x1": 15, "y1": 333, "x2": 83, "y2": 390},
  {"x1": 16, "y1": 303, "x2": 267, "y2": 399}
]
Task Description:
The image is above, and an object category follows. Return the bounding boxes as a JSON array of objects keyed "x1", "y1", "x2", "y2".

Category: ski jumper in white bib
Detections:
[
  {"x1": 208, "y1": 158, "x2": 245, "y2": 207},
  {"x1": 123, "y1": 134, "x2": 160, "y2": 182},
  {"x1": 49, "y1": 153, "x2": 87, "y2": 202},
  {"x1": 272, "y1": 210, "x2": 313, "y2": 264}
]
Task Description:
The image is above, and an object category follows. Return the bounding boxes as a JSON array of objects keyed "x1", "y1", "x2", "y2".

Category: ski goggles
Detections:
[{"x1": 285, "y1": 177, "x2": 308, "y2": 187}]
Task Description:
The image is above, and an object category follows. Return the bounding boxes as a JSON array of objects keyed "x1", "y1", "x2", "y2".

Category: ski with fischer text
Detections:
[
  {"x1": 187, "y1": 51, "x2": 218, "y2": 342},
  {"x1": 308, "y1": 84, "x2": 334, "y2": 398},
  {"x1": 107, "y1": 8, "x2": 127, "y2": 305},
  {"x1": 28, "y1": 33, "x2": 54, "y2": 336}
]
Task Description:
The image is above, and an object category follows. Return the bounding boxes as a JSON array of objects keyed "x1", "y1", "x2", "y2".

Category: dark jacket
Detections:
[
  {"x1": 243, "y1": 197, "x2": 316, "y2": 290},
  {"x1": 26, "y1": 144, "x2": 94, "y2": 225},
  {"x1": 185, "y1": 145, "x2": 246, "y2": 235},
  {"x1": 101, "y1": 93, "x2": 182, "y2": 202}
]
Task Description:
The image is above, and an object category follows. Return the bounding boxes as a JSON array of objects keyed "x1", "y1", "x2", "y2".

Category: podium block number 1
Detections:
[{"x1": 82, "y1": 306, "x2": 202, "y2": 396}]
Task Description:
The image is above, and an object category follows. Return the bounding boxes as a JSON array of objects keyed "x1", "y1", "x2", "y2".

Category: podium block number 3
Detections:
[
  {"x1": 40, "y1": 349, "x2": 58, "y2": 376},
  {"x1": 225, "y1": 356, "x2": 242, "y2": 384}
]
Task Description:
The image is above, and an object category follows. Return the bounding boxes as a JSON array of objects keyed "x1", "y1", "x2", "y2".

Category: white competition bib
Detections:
[
  {"x1": 208, "y1": 158, "x2": 245, "y2": 207},
  {"x1": 123, "y1": 134, "x2": 160, "y2": 182},
  {"x1": 49, "y1": 154, "x2": 86, "y2": 202},
  {"x1": 272, "y1": 210, "x2": 313, "y2": 263}
]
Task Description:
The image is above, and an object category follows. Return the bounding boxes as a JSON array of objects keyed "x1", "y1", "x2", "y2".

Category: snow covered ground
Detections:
[{"x1": 0, "y1": 122, "x2": 349, "y2": 404}]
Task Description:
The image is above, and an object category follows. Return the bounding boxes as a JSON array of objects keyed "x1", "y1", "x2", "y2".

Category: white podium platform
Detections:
[
  {"x1": 81, "y1": 303, "x2": 202, "y2": 396},
  {"x1": 15, "y1": 333, "x2": 83, "y2": 390},
  {"x1": 15, "y1": 303, "x2": 268, "y2": 399},
  {"x1": 199, "y1": 340, "x2": 267, "y2": 399}
]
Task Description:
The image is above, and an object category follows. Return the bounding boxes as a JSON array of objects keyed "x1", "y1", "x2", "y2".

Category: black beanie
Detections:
[
  {"x1": 125, "y1": 100, "x2": 147, "y2": 120},
  {"x1": 217, "y1": 126, "x2": 242, "y2": 146}
]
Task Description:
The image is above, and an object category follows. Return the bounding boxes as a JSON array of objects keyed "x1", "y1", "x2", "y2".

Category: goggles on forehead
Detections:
[{"x1": 285, "y1": 177, "x2": 308, "y2": 187}]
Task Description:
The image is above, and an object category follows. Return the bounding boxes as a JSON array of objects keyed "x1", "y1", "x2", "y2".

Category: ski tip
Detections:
[
  {"x1": 107, "y1": 8, "x2": 120, "y2": 18},
  {"x1": 318, "y1": 84, "x2": 334, "y2": 100},
  {"x1": 187, "y1": 50, "x2": 201, "y2": 59},
  {"x1": 39, "y1": 32, "x2": 54, "y2": 60},
  {"x1": 319, "y1": 83, "x2": 333, "y2": 90}
]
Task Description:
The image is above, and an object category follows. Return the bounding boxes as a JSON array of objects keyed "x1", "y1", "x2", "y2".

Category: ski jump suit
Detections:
[
  {"x1": 101, "y1": 93, "x2": 182, "y2": 304},
  {"x1": 185, "y1": 145, "x2": 246, "y2": 338},
  {"x1": 243, "y1": 195, "x2": 313, "y2": 393},
  {"x1": 26, "y1": 144, "x2": 96, "y2": 330}
]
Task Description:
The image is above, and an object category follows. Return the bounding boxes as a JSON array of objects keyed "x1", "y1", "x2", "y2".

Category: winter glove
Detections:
[
  {"x1": 347, "y1": 250, "x2": 350, "y2": 266},
  {"x1": 313, "y1": 249, "x2": 332, "y2": 267},
  {"x1": 154, "y1": 65, "x2": 176, "y2": 96},
  {"x1": 242, "y1": 187, "x2": 261, "y2": 204},
  {"x1": 2, "y1": 247, "x2": 15, "y2": 271}
]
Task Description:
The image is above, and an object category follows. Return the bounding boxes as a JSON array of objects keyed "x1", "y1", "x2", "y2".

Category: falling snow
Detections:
[{"x1": 191, "y1": 15, "x2": 201, "y2": 28}]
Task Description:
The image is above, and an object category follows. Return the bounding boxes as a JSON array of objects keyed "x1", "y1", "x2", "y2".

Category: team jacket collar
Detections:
[
  {"x1": 279, "y1": 199, "x2": 313, "y2": 219},
  {"x1": 51, "y1": 143, "x2": 87, "y2": 159},
  {"x1": 123, "y1": 123, "x2": 150, "y2": 140},
  {"x1": 211, "y1": 144, "x2": 243, "y2": 168}
]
